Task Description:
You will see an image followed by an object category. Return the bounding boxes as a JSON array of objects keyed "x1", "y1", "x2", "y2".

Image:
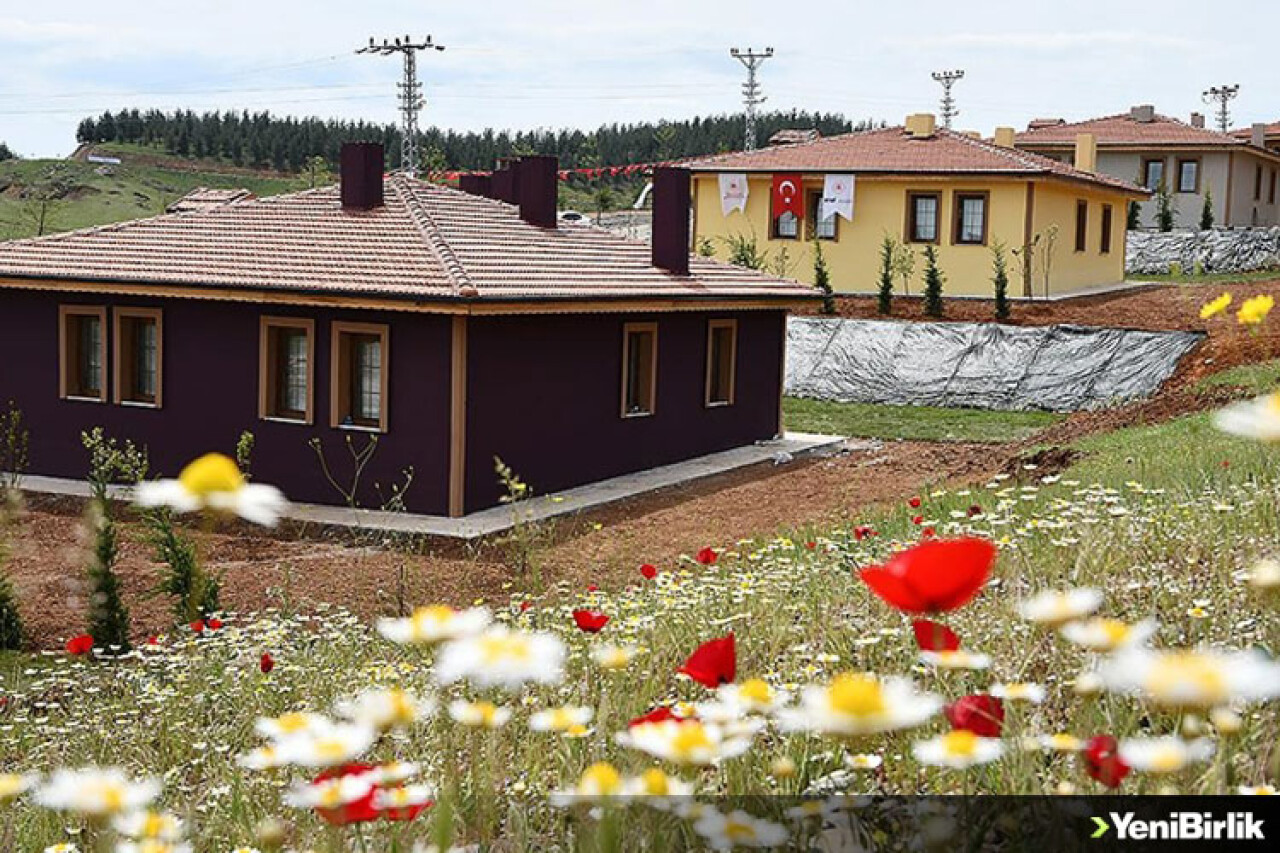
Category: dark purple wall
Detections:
[
  {"x1": 462, "y1": 310, "x2": 785, "y2": 512},
  {"x1": 0, "y1": 290, "x2": 453, "y2": 514}
]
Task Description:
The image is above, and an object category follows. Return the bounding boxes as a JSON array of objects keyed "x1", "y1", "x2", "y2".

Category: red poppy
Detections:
[
  {"x1": 859, "y1": 537, "x2": 996, "y2": 613},
  {"x1": 695, "y1": 546, "x2": 718, "y2": 565},
  {"x1": 911, "y1": 515, "x2": 924, "y2": 526},
  {"x1": 313, "y1": 764, "x2": 380, "y2": 825},
  {"x1": 572, "y1": 610, "x2": 609, "y2": 633},
  {"x1": 65, "y1": 634, "x2": 94, "y2": 655},
  {"x1": 381, "y1": 790, "x2": 432, "y2": 822},
  {"x1": 921, "y1": 527, "x2": 935, "y2": 539},
  {"x1": 945, "y1": 694, "x2": 1004, "y2": 737},
  {"x1": 908, "y1": 496, "x2": 922, "y2": 508},
  {"x1": 911, "y1": 619, "x2": 960, "y2": 652},
  {"x1": 678, "y1": 633, "x2": 736, "y2": 688},
  {"x1": 207, "y1": 618, "x2": 223, "y2": 631},
  {"x1": 967, "y1": 505, "x2": 983, "y2": 517},
  {"x1": 259, "y1": 652, "x2": 275, "y2": 674},
  {"x1": 628, "y1": 706, "x2": 681, "y2": 728},
  {"x1": 1083, "y1": 735, "x2": 1130, "y2": 788},
  {"x1": 190, "y1": 620, "x2": 206, "y2": 634},
  {"x1": 640, "y1": 563, "x2": 658, "y2": 580},
  {"x1": 587, "y1": 584, "x2": 599, "y2": 593},
  {"x1": 805, "y1": 541, "x2": 816, "y2": 550},
  {"x1": 519, "y1": 600, "x2": 532, "y2": 613},
  {"x1": 146, "y1": 635, "x2": 159, "y2": 645},
  {"x1": 853, "y1": 525, "x2": 877, "y2": 541}
]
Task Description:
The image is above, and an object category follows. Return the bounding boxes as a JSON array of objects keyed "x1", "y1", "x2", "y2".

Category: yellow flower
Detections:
[
  {"x1": 1237, "y1": 294, "x2": 1275, "y2": 325},
  {"x1": 1199, "y1": 292, "x2": 1232, "y2": 319}
]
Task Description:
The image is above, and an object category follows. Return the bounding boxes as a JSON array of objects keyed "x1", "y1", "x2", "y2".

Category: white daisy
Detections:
[
  {"x1": 844, "y1": 753, "x2": 883, "y2": 770},
  {"x1": 1060, "y1": 618, "x2": 1157, "y2": 652},
  {"x1": 913, "y1": 731, "x2": 1005, "y2": 768},
  {"x1": 919, "y1": 650, "x2": 992, "y2": 670},
  {"x1": 112, "y1": 810, "x2": 185, "y2": 840},
  {"x1": 33, "y1": 767, "x2": 161, "y2": 817},
  {"x1": 253, "y1": 711, "x2": 331, "y2": 742},
  {"x1": 693, "y1": 808, "x2": 790, "y2": 850},
  {"x1": 549, "y1": 762, "x2": 627, "y2": 806},
  {"x1": 376, "y1": 605, "x2": 491, "y2": 645},
  {"x1": 1098, "y1": 648, "x2": 1280, "y2": 708},
  {"x1": 1239, "y1": 785, "x2": 1279, "y2": 795},
  {"x1": 1213, "y1": 393, "x2": 1280, "y2": 442},
  {"x1": 529, "y1": 705, "x2": 594, "y2": 733},
  {"x1": 283, "y1": 772, "x2": 377, "y2": 810},
  {"x1": 615, "y1": 719, "x2": 760, "y2": 766},
  {"x1": 334, "y1": 688, "x2": 435, "y2": 732},
  {"x1": 591, "y1": 643, "x2": 641, "y2": 671},
  {"x1": 434, "y1": 626, "x2": 565, "y2": 691},
  {"x1": 0, "y1": 773, "x2": 35, "y2": 803},
  {"x1": 990, "y1": 682, "x2": 1046, "y2": 703},
  {"x1": 134, "y1": 453, "x2": 286, "y2": 526},
  {"x1": 275, "y1": 722, "x2": 378, "y2": 768},
  {"x1": 372, "y1": 784, "x2": 436, "y2": 811},
  {"x1": 1017, "y1": 588, "x2": 1103, "y2": 626},
  {"x1": 447, "y1": 700, "x2": 512, "y2": 729},
  {"x1": 775, "y1": 673, "x2": 942, "y2": 738},
  {"x1": 1117, "y1": 737, "x2": 1215, "y2": 773}
]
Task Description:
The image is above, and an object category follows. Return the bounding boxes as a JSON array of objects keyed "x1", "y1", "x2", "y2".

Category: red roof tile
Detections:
[
  {"x1": 685, "y1": 126, "x2": 1144, "y2": 193},
  {"x1": 1231, "y1": 122, "x2": 1280, "y2": 139},
  {"x1": 1016, "y1": 112, "x2": 1244, "y2": 147},
  {"x1": 0, "y1": 176, "x2": 814, "y2": 305}
]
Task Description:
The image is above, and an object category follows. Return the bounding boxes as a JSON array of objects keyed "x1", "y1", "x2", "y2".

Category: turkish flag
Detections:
[{"x1": 772, "y1": 173, "x2": 805, "y2": 219}]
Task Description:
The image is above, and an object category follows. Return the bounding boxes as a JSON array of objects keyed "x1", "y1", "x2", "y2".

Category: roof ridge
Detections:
[
  {"x1": 389, "y1": 175, "x2": 474, "y2": 297},
  {"x1": 688, "y1": 124, "x2": 892, "y2": 168}
]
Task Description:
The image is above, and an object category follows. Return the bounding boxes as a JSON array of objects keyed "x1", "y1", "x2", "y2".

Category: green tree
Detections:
[
  {"x1": 991, "y1": 239, "x2": 1011, "y2": 321},
  {"x1": 1127, "y1": 201, "x2": 1141, "y2": 230},
  {"x1": 1155, "y1": 180, "x2": 1176, "y2": 232},
  {"x1": 1200, "y1": 187, "x2": 1215, "y2": 231},
  {"x1": 813, "y1": 242, "x2": 835, "y2": 314},
  {"x1": 922, "y1": 245, "x2": 945, "y2": 318},
  {"x1": 877, "y1": 235, "x2": 897, "y2": 315},
  {"x1": 0, "y1": 142, "x2": 15, "y2": 161},
  {"x1": 0, "y1": 491, "x2": 25, "y2": 651},
  {"x1": 723, "y1": 232, "x2": 767, "y2": 270}
]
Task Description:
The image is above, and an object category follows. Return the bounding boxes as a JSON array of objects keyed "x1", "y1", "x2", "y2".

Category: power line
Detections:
[
  {"x1": 357, "y1": 35, "x2": 445, "y2": 177},
  {"x1": 931, "y1": 69, "x2": 964, "y2": 129},
  {"x1": 729, "y1": 47, "x2": 773, "y2": 151},
  {"x1": 1202, "y1": 83, "x2": 1240, "y2": 133}
]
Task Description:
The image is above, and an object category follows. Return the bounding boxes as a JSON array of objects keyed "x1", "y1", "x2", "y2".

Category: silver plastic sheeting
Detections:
[{"x1": 786, "y1": 317, "x2": 1204, "y2": 413}]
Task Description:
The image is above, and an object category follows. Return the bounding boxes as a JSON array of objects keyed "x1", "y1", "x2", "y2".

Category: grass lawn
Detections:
[
  {"x1": 1196, "y1": 359, "x2": 1280, "y2": 395},
  {"x1": 1130, "y1": 268, "x2": 1280, "y2": 285},
  {"x1": 783, "y1": 396, "x2": 1063, "y2": 443}
]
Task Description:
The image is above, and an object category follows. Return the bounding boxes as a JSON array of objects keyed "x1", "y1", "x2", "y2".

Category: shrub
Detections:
[
  {"x1": 991, "y1": 239, "x2": 1011, "y2": 321},
  {"x1": 147, "y1": 508, "x2": 219, "y2": 623},
  {"x1": 0, "y1": 490, "x2": 24, "y2": 650},
  {"x1": 493, "y1": 456, "x2": 554, "y2": 589},
  {"x1": 813, "y1": 242, "x2": 836, "y2": 315},
  {"x1": 922, "y1": 245, "x2": 945, "y2": 318},
  {"x1": 1155, "y1": 180, "x2": 1176, "y2": 232},
  {"x1": 1200, "y1": 188, "x2": 1215, "y2": 231},
  {"x1": 723, "y1": 232, "x2": 767, "y2": 270},
  {"x1": 1127, "y1": 201, "x2": 1141, "y2": 230},
  {"x1": 1, "y1": 400, "x2": 28, "y2": 493},
  {"x1": 877, "y1": 235, "x2": 896, "y2": 315}
]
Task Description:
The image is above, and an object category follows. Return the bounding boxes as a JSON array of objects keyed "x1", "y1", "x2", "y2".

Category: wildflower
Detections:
[
  {"x1": 0, "y1": 773, "x2": 34, "y2": 803},
  {"x1": 615, "y1": 719, "x2": 759, "y2": 766},
  {"x1": 65, "y1": 634, "x2": 94, "y2": 656},
  {"x1": 237, "y1": 745, "x2": 288, "y2": 771},
  {"x1": 623, "y1": 767, "x2": 695, "y2": 799},
  {"x1": 1199, "y1": 292, "x2": 1232, "y2": 319},
  {"x1": 693, "y1": 808, "x2": 789, "y2": 850},
  {"x1": 628, "y1": 705, "x2": 685, "y2": 728},
  {"x1": 911, "y1": 619, "x2": 960, "y2": 652},
  {"x1": 859, "y1": 537, "x2": 996, "y2": 613},
  {"x1": 254, "y1": 711, "x2": 331, "y2": 742},
  {"x1": 529, "y1": 705, "x2": 594, "y2": 733},
  {"x1": 549, "y1": 762, "x2": 625, "y2": 805},
  {"x1": 376, "y1": 605, "x2": 491, "y2": 645},
  {"x1": 1214, "y1": 392, "x2": 1280, "y2": 442},
  {"x1": 776, "y1": 672, "x2": 942, "y2": 738},
  {"x1": 134, "y1": 453, "x2": 286, "y2": 526},
  {"x1": 853, "y1": 525, "x2": 877, "y2": 540},
  {"x1": 374, "y1": 784, "x2": 435, "y2": 821},
  {"x1": 908, "y1": 496, "x2": 922, "y2": 508},
  {"x1": 1247, "y1": 558, "x2": 1280, "y2": 592},
  {"x1": 1037, "y1": 734, "x2": 1085, "y2": 752},
  {"x1": 114, "y1": 843, "x2": 192, "y2": 853},
  {"x1": 1117, "y1": 737, "x2": 1215, "y2": 773},
  {"x1": 1059, "y1": 617, "x2": 1157, "y2": 652},
  {"x1": 1210, "y1": 706, "x2": 1244, "y2": 734},
  {"x1": 335, "y1": 689, "x2": 434, "y2": 732},
  {"x1": 285, "y1": 766, "x2": 379, "y2": 825},
  {"x1": 696, "y1": 546, "x2": 719, "y2": 565},
  {"x1": 258, "y1": 652, "x2": 274, "y2": 674},
  {"x1": 1098, "y1": 648, "x2": 1280, "y2": 708},
  {"x1": 591, "y1": 643, "x2": 640, "y2": 671},
  {"x1": 434, "y1": 626, "x2": 566, "y2": 690},
  {"x1": 990, "y1": 682, "x2": 1046, "y2": 703},
  {"x1": 845, "y1": 753, "x2": 883, "y2": 770},
  {"x1": 33, "y1": 768, "x2": 161, "y2": 817},
  {"x1": 913, "y1": 731, "x2": 1004, "y2": 769},
  {"x1": 1082, "y1": 735, "x2": 1129, "y2": 788},
  {"x1": 944, "y1": 694, "x2": 1004, "y2": 737},
  {"x1": 1237, "y1": 294, "x2": 1274, "y2": 325},
  {"x1": 447, "y1": 700, "x2": 512, "y2": 729},
  {"x1": 678, "y1": 633, "x2": 736, "y2": 688},
  {"x1": 571, "y1": 609, "x2": 609, "y2": 633},
  {"x1": 112, "y1": 810, "x2": 184, "y2": 840},
  {"x1": 1017, "y1": 588, "x2": 1103, "y2": 627},
  {"x1": 1239, "y1": 785, "x2": 1279, "y2": 795},
  {"x1": 640, "y1": 563, "x2": 658, "y2": 580},
  {"x1": 712, "y1": 679, "x2": 789, "y2": 715},
  {"x1": 770, "y1": 757, "x2": 797, "y2": 778},
  {"x1": 43, "y1": 846, "x2": 79, "y2": 853},
  {"x1": 281, "y1": 722, "x2": 378, "y2": 769},
  {"x1": 1073, "y1": 672, "x2": 1104, "y2": 696},
  {"x1": 919, "y1": 649, "x2": 991, "y2": 670}
]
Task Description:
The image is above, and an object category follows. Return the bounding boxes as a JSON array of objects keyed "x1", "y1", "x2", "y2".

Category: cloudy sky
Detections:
[{"x1": 1, "y1": 0, "x2": 1276, "y2": 158}]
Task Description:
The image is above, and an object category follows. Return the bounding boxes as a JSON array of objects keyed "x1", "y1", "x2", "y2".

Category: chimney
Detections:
[
  {"x1": 518, "y1": 155, "x2": 558, "y2": 228},
  {"x1": 905, "y1": 113, "x2": 937, "y2": 138},
  {"x1": 1073, "y1": 132, "x2": 1098, "y2": 173},
  {"x1": 340, "y1": 142, "x2": 384, "y2": 211},
  {"x1": 651, "y1": 166, "x2": 691, "y2": 276},
  {"x1": 1190, "y1": 112, "x2": 1206, "y2": 129},
  {"x1": 490, "y1": 165, "x2": 515, "y2": 204},
  {"x1": 458, "y1": 173, "x2": 493, "y2": 198},
  {"x1": 1252, "y1": 123, "x2": 1268, "y2": 149},
  {"x1": 1130, "y1": 104, "x2": 1156, "y2": 123},
  {"x1": 993, "y1": 127, "x2": 1017, "y2": 147}
]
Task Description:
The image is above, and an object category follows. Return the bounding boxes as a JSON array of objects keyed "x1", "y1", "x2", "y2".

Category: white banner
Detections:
[
  {"x1": 820, "y1": 173, "x2": 855, "y2": 222},
  {"x1": 719, "y1": 173, "x2": 749, "y2": 216}
]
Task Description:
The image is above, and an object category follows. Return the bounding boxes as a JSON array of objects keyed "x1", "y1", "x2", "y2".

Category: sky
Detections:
[{"x1": 1, "y1": 0, "x2": 1277, "y2": 158}]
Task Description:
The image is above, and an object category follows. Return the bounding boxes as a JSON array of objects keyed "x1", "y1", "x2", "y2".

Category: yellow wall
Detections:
[{"x1": 691, "y1": 173, "x2": 1130, "y2": 298}]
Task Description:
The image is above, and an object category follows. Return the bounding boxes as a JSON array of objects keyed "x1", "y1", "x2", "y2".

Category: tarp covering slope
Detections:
[{"x1": 785, "y1": 318, "x2": 1203, "y2": 413}]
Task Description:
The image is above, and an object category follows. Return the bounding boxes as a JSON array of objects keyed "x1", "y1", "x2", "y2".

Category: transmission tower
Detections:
[
  {"x1": 1202, "y1": 84, "x2": 1240, "y2": 133},
  {"x1": 730, "y1": 47, "x2": 773, "y2": 151},
  {"x1": 357, "y1": 35, "x2": 446, "y2": 177},
  {"x1": 931, "y1": 69, "x2": 965, "y2": 129}
]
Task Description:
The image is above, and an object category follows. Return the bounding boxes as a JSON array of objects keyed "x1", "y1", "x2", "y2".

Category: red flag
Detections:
[{"x1": 771, "y1": 173, "x2": 804, "y2": 219}]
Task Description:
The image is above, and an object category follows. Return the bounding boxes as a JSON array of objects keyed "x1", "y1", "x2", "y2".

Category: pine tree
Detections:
[
  {"x1": 991, "y1": 239, "x2": 1011, "y2": 321},
  {"x1": 85, "y1": 504, "x2": 130, "y2": 652},
  {"x1": 877, "y1": 236, "x2": 896, "y2": 315},
  {"x1": 1200, "y1": 188, "x2": 1215, "y2": 231},
  {"x1": 922, "y1": 246, "x2": 945, "y2": 318},
  {"x1": 813, "y1": 242, "x2": 836, "y2": 315},
  {"x1": 1155, "y1": 180, "x2": 1176, "y2": 232}
]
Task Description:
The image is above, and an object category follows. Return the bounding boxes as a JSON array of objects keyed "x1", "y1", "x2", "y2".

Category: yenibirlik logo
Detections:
[{"x1": 1091, "y1": 811, "x2": 1265, "y2": 841}]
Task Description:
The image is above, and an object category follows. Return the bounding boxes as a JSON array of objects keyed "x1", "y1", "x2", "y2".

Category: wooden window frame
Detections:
[
  {"x1": 1074, "y1": 200, "x2": 1089, "y2": 253},
  {"x1": 905, "y1": 191, "x2": 942, "y2": 244},
  {"x1": 113, "y1": 307, "x2": 163, "y2": 408},
  {"x1": 704, "y1": 319, "x2": 738, "y2": 408},
  {"x1": 1100, "y1": 204, "x2": 1114, "y2": 255},
  {"x1": 620, "y1": 321, "x2": 658, "y2": 419},
  {"x1": 258, "y1": 316, "x2": 316, "y2": 424},
  {"x1": 951, "y1": 191, "x2": 990, "y2": 246},
  {"x1": 58, "y1": 304, "x2": 108, "y2": 403},
  {"x1": 771, "y1": 210, "x2": 800, "y2": 241},
  {"x1": 330, "y1": 320, "x2": 390, "y2": 432},
  {"x1": 1175, "y1": 158, "x2": 1201, "y2": 194},
  {"x1": 1142, "y1": 158, "x2": 1165, "y2": 191},
  {"x1": 804, "y1": 190, "x2": 838, "y2": 241},
  {"x1": 1256, "y1": 165, "x2": 1265, "y2": 201}
]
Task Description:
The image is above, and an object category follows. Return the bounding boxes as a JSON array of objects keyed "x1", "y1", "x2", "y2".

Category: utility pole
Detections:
[
  {"x1": 730, "y1": 47, "x2": 773, "y2": 151},
  {"x1": 357, "y1": 35, "x2": 446, "y2": 177},
  {"x1": 1202, "y1": 84, "x2": 1240, "y2": 133},
  {"x1": 931, "y1": 69, "x2": 965, "y2": 129}
]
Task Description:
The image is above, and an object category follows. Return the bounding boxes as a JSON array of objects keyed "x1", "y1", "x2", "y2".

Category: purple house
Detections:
[{"x1": 0, "y1": 145, "x2": 814, "y2": 516}]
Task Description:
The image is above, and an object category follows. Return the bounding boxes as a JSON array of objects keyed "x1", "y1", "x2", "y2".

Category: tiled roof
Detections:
[
  {"x1": 1016, "y1": 112, "x2": 1243, "y2": 147},
  {"x1": 0, "y1": 176, "x2": 815, "y2": 305},
  {"x1": 685, "y1": 126, "x2": 1144, "y2": 193},
  {"x1": 165, "y1": 187, "x2": 256, "y2": 214},
  {"x1": 1232, "y1": 122, "x2": 1280, "y2": 139}
]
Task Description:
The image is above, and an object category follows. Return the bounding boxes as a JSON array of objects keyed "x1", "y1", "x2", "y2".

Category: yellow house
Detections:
[{"x1": 686, "y1": 114, "x2": 1149, "y2": 298}]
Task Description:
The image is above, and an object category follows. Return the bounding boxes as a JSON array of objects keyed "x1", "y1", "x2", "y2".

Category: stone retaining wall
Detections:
[{"x1": 1126, "y1": 228, "x2": 1280, "y2": 275}]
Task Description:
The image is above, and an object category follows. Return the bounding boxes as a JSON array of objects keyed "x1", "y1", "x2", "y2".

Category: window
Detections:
[
  {"x1": 1142, "y1": 158, "x2": 1165, "y2": 190},
  {"x1": 331, "y1": 321, "x2": 389, "y2": 430},
  {"x1": 259, "y1": 317, "x2": 314, "y2": 423},
  {"x1": 952, "y1": 192, "x2": 988, "y2": 245},
  {"x1": 772, "y1": 210, "x2": 799, "y2": 240},
  {"x1": 1176, "y1": 159, "x2": 1199, "y2": 193},
  {"x1": 1271, "y1": 170, "x2": 1277, "y2": 205},
  {"x1": 906, "y1": 192, "x2": 941, "y2": 243},
  {"x1": 114, "y1": 308, "x2": 162, "y2": 407},
  {"x1": 620, "y1": 322, "x2": 657, "y2": 418},
  {"x1": 1100, "y1": 204, "x2": 1114, "y2": 254},
  {"x1": 1074, "y1": 201, "x2": 1089, "y2": 253},
  {"x1": 58, "y1": 305, "x2": 106, "y2": 402},
  {"x1": 805, "y1": 191, "x2": 837, "y2": 241},
  {"x1": 705, "y1": 320, "x2": 737, "y2": 407},
  {"x1": 1256, "y1": 165, "x2": 1264, "y2": 201}
]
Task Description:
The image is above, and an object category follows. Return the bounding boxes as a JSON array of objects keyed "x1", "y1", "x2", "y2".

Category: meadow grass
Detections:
[
  {"x1": 1129, "y1": 269, "x2": 1280, "y2": 285},
  {"x1": 1, "y1": 409, "x2": 1278, "y2": 850},
  {"x1": 1195, "y1": 359, "x2": 1280, "y2": 396},
  {"x1": 782, "y1": 396, "x2": 1062, "y2": 443}
]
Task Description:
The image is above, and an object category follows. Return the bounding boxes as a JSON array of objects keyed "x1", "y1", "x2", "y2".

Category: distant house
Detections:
[
  {"x1": 1232, "y1": 123, "x2": 1280, "y2": 155},
  {"x1": 686, "y1": 113, "x2": 1147, "y2": 298},
  {"x1": 165, "y1": 187, "x2": 256, "y2": 214},
  {"x1": 0, "y1": 144, "x2": 814, "y2": 516},
  {"x1": 1016, "y1": 106, "x2": 1280, "y2": 228}
]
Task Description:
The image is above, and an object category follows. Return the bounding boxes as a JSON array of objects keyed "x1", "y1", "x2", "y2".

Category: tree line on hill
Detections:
[
  {"x1": 0, "y1": 142, "x2": 15, "y2": 161},
  {"x1": 75, "y1": 108, "x2": 871, "y2": 174}
]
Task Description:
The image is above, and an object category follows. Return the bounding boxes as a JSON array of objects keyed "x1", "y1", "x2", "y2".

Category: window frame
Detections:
[
  {"x1": 330, "y1": 320, "x2": 390, "y2": 432},
  {"x1": 704, "y1": 319, "x2": 738, "y2": 408},
  {"x1": 905, "y1": 191, "x2": 942, "y2": 244},
  {"x1": 1256, "y1": 165, "x2": 1264, "y2": 201},
  {"x1": 771, "y1": 210, "x2": 800, "y2": 241},
  {"x1": 1271, "y1": 169, "x2": 1277, "y2": 205},
  {"x1": 1175, "y1": 158, "x2": 1201, "y2": 194},
  {"x1": 58, "y1": 304, "x2": 108, "y2": 403},
  {"x1": 951, "y1": 191, "x2": 990, "y2": 246},
  {"x1": 1100, "y1": 204, "x2": 1114, "y2": 255},
  {"x1": 620, "y1": 321, "x2": 659, "y2": 419},
  {"x1": 1142, "y1": 158, "x2": 1165, "y2": 191},
  {"x1": 1074, "y1": 200, "x2": 1089, "y2": 253},
  {"x1": 259, "y1": 316, "x2": 316, "y2": 424},
  {"x1": 112, "y1": 307, "x2": 163, "y2": 408},
  {"x1": 804, "y1": 190, "x2": 838, "y2": 241}
]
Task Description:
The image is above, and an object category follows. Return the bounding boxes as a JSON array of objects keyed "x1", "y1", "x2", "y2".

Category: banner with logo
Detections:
[
  {"x1": 771, "y1": 173, "x2": 805, "y2": 219},
  {"x1": 718, "y1": 173, "x2": 749, "y2": 216},
  {"x1": 821, "y1": 173, "x2": 855, "y2": 222}
]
